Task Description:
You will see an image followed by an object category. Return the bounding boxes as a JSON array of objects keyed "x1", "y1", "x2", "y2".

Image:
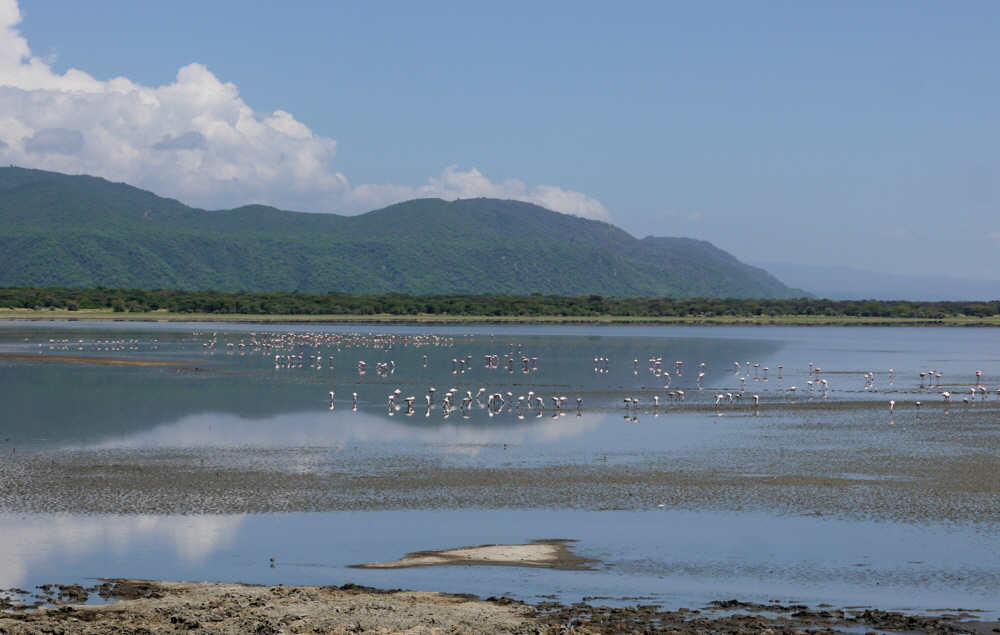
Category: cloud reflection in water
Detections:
[{"x1": 0, "y1": 514, "x2": 245, "y2": 589}]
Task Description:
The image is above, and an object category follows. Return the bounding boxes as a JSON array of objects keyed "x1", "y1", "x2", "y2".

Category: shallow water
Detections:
[{"x1": 1, "y1": 321, "x2": 997, "y2": 615}]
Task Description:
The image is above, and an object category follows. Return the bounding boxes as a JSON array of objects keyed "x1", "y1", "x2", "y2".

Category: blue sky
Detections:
[{"x1": 2, "y1": 0, "x2": 998, "y2": 280}]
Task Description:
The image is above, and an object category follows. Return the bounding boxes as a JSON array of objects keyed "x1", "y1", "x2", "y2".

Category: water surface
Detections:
[{"x1": 1, "y1": 321, "x2": 997, "y2": 615}]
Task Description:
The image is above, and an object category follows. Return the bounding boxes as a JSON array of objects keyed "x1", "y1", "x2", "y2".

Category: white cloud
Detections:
[
  {"x1": 24, "y1": 127, "x2": 83, "y2": 154},
  {"x1": 152, "y1": 130, "x2": 207, "y2": 151},
  {"x1": 349, "y1": 166, "x2": 610, "y2": 220},
  {"x1": 0, "y1": 0, "x2": 608, "y2": 220}
]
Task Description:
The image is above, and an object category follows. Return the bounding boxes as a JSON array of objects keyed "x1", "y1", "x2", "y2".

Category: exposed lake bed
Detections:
[
  {"x1": 1, "y1": 321, "x2": 998, "y2": 629},
  {"x1": 3, "y1": 579, "x2": 996, "y2": 635}
]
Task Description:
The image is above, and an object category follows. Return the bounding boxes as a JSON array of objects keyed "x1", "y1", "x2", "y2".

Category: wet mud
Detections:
[
  {"x1": 1, "y1": 437, "x2": 997, "y2": 524},
  {"x1": 0, "y1": 353, "x2": 180, "y2": 366}
]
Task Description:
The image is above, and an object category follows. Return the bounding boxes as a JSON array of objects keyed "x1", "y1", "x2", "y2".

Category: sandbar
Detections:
[{"x1": 353, "y1": 539, "x2": 593, "y2": 570}]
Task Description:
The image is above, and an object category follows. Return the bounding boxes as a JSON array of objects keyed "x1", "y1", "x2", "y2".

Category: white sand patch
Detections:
[{"x1": 355, "y1": 540, "x2": 589, "y2": 570}]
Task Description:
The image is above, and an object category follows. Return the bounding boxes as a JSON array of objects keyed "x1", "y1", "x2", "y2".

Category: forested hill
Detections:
[{"x1": 0, "y1": 167, "x2": 807, "y2": 298}]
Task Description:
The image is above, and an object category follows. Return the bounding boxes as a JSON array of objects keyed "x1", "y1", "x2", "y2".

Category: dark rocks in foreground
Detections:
[{"x1": 0, "y1": 580, "x2": 994, "y2": 634}]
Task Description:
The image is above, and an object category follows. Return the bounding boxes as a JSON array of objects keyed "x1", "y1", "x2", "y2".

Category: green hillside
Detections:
[{"x1": 0, "y1": 167, "x2": 806, "y2": 298}]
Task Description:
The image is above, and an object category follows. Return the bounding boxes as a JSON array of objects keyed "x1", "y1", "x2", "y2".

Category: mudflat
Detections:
[
  {"x1": 1, "y1": 580, "x2": 994, "y2": 635},
  {"x1": 2, "y1": 428, "x2": 997, "y2": 524}
]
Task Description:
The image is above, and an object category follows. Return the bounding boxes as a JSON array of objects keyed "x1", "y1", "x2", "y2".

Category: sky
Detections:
[{"x1": 1, "y1": 0, "x2": 997, "y2": 281}]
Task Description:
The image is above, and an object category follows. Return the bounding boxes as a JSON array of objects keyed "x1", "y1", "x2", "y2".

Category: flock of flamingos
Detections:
[{"x1": 42, "y1": 331, "x2": 995, "y2": 420}]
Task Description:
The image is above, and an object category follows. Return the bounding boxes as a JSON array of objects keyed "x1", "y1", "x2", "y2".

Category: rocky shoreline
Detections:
[{"x1": 1, "y1": 580, "x2": 996, "y2": 635}]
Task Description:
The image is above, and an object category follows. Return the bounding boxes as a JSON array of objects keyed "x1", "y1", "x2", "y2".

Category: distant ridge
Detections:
[
  {"x1": 0, "y1": 166, "x2": 806, "y2": 298},
  {"x1": 751, "y1": 261, "x2": 1000, "y2": 302}
]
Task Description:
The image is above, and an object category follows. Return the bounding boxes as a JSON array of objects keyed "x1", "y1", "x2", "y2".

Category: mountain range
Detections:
[{"x1": 0, "y1": 167, "x2": 806, "y2": 298}]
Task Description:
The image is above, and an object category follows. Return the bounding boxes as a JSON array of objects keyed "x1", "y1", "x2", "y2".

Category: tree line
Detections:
[{"x1": 1, "y1": 286, "x2": 997, "y2": 318}]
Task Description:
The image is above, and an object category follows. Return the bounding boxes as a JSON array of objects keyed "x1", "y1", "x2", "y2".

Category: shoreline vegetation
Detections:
[
  {"x1": 0, "y1": 287, "x2": 997, "y2": 325},
  {"x1": 3, "y1": 308, "x2": 999, "y2": 326}
]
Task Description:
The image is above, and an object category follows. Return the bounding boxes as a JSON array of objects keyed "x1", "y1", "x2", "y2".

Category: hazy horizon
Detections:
[{"x1": 751, "y1": 260, "x2": 1000, "y2": 302}]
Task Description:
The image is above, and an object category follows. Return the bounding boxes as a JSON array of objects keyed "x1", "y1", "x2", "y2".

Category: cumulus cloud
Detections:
[
  {"x1": 349, "y1": 166, "x2": 610, "y2": 220},
  {"x1": 152, "y1": 130, "x2": 207, "y2": 151},
  {"x1": 0, "y1": 0, "x2": 608, "y2": 220},
  {"x1": 24, "y1": 127, "x2": 83, "y2": 154}
]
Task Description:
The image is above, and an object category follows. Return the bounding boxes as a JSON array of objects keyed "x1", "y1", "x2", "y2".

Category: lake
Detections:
[{"x1": 1, "y1": 321, "x2": 997, "y2": 616}]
